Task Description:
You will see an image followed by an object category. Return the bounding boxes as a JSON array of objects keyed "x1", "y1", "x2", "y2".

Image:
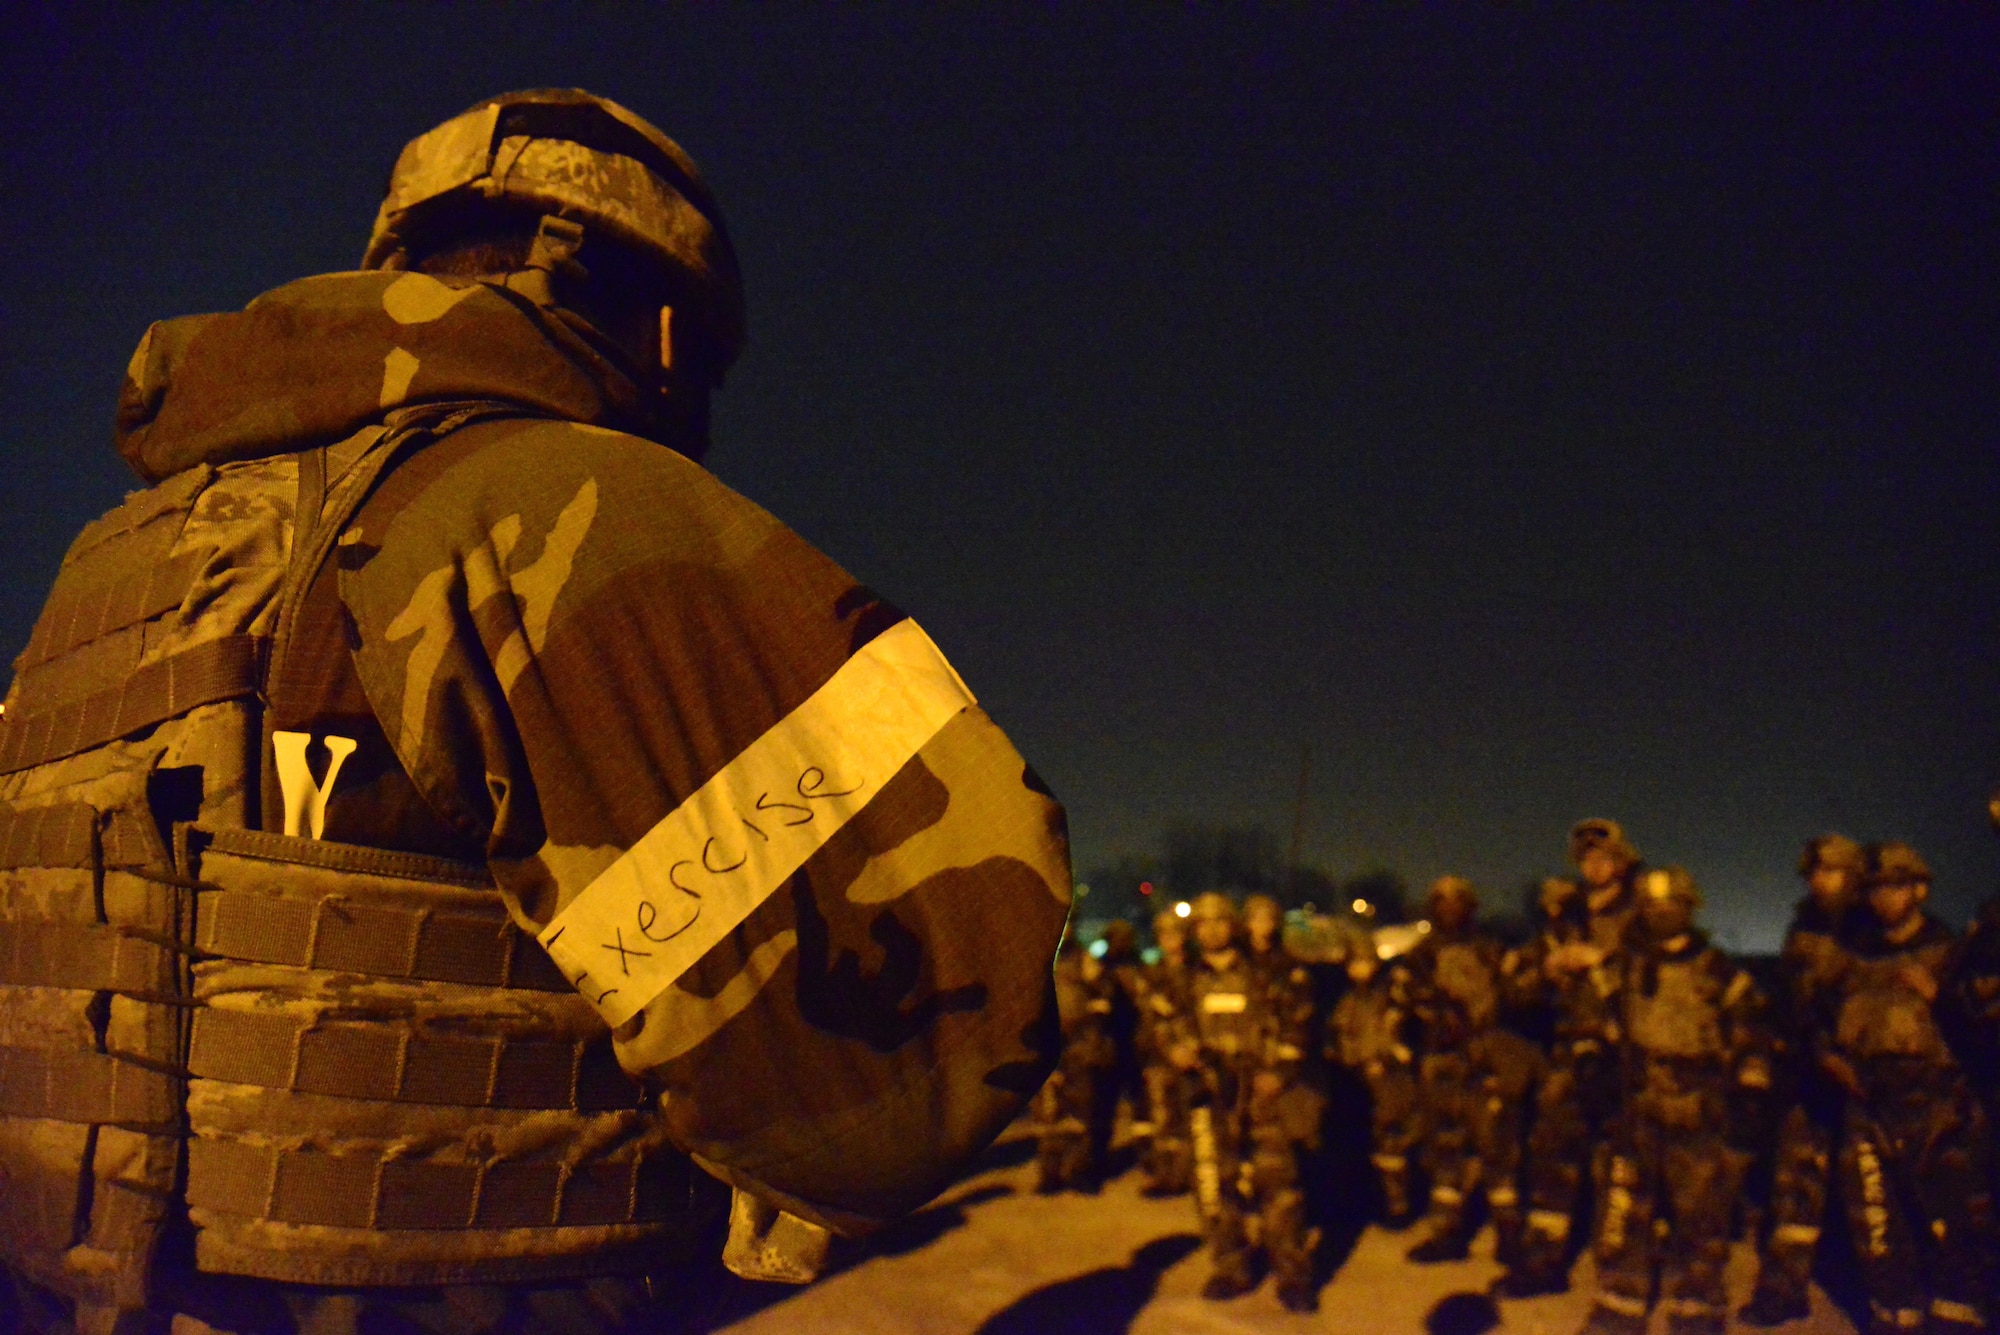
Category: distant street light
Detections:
[
  {"x1": 1352, "y1": 898, "x2": 1373, "y2": 916},
  {"x1": 1174, "y1": 901, "x2": 1191, "y2": 918}
]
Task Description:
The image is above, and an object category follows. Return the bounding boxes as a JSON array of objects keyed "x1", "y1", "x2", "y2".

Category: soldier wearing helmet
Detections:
[
  {"x1": 1166, "y1": 892, "x2": 1321, "y2": 1311},
  {"x1": 1327, "y1": 926, "x2": 1423, "y2": 1228},
  {"x1": 1576, "y1": 867, "x2": 1770, "y2": 1335},
  {"x1": 1134, "y1": 908, "x2": 1198, "y2": 1195},
  {"x1": 1742, "y1": 833, "x2": 1867, "y2": 1325},
  {"x1": 1395, "y1": 877, "x2": 1518, "y2": 1263},
  {"x1": 1949, "y1": 788, "x2": 2000, "y2": 1119},
  {"x1": 1505, "y1": 819, "x2": 1646, "y2": 1296},
  {"x1": 1033, "y1": 922, "x2": 1123, "y2": 1194},
  {"x1": 0, "y1": 91, "x2": 1071, "y2": 1332},
  {"x1": 1820, "y1": 844, "x2": 1995, "y2": 1335}
]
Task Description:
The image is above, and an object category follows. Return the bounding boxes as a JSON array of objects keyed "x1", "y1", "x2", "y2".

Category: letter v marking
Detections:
[{"x1": 273, "y1": 731, "x2": 358, "y2": 840}]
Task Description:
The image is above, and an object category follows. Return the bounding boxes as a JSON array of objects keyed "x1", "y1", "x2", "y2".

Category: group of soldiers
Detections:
[{"x1": 1034, "y1": 805, "x2": 2000, "y2": 1335}]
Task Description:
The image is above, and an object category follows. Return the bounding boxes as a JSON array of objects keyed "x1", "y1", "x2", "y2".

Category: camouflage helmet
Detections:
[
  {"x1": 1569, "y1": 818, "x2": 1639, "y2": 869},
  {"x1": 1100, "y1": 919, "x2": 1137, "y2": 954},
  {"x1": 1152, "y1": 907, "x2": 1186, "y2": 936},
  {"x1": 1864, "y1": 842, "x2": 1932, "y2": 888},
  {"x1": 1638, "y1": 865, "x2": 1702, "y2": 910},
  {"x1": 1798, "y1": 833, "x2": 1864, "y2": 877},
  {"x1": 1538, "y1": 876, "x2": 1579, "y2": 915},
  {"x1": 362, "y1": 89, "x2": 745, "y2": 377},
  {"x1": 1242, "y1": 893, "x2": 1282, "y2": 920},
  {"x1": 1188, "y1": 892, "x2": 1238, "y2": 925},
  {"x1": 1425, "y1": 875, "x2": 1477, "y2": 911}
]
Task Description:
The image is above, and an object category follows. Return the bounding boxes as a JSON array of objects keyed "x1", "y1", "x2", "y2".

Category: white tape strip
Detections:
[{"x1": 539, "y1": 619, "x2": 975, "y2": 1026}]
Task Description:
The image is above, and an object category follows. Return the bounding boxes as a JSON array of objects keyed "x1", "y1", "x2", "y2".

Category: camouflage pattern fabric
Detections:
[
  {"x1": 1133, "y1": 954, "x2": 1195, "y2": 1194},
  {"x1": 1395, "y1": 926, "x2": 1508, "y2": 1254},
  {"x1": 1328, "y1": 970, "x2": 1420, "y2": 1223},
  {"x1": 6, "y1": 267, "x2": 1070, "y2": 1325},
  {"x1": 1183, "y1": 951, "x2": 1320, "y2": 1308},
  {"x1": 1745, "y1": 897, "x2": 1852, "y2": 1321},
  {"x1": 1034, "y1": 945, "x2": 1120, "y2": 1192},
  {"x1": 1514, "y1": 892, "x2": 1639, "y2": 1289},
  {"x1": 1827, "y1": 917, "x2": 1996, "y2": 1332},
  {"x1": 1586, "y1": 932, "x2": 1767, "y2": 1335}
]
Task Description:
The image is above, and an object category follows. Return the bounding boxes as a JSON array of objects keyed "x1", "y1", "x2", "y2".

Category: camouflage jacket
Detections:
[
  {"x1": 1828, "y1": 915, "x2": 1961, "y2": 1078},
  {"x1": 1949, "y1": 894, "x2": 2000, "y2": 1094},
  {"x1": 1051, "y1": 946, "x2": 1119, "y2": 1069},
  {"x1": 1602, "y1": 930, "x2": 1770, "y2": 1134},
  {"x1": 1176, "y1": 949, "x2": 1309, "y2": 1080},
  {"x1": 1132, "y1": 954, "x2": 1192, "y2": 1063},
  {"x1": 1328, "y1": 969, "x2": 1413, "y2": 1073},
  {"x1": 1394, "y1": 926, "x2": 1504, "y2": 1051},
  {"x1": 59, "y1": 269, "x2": 1073, "y2": 1234}
]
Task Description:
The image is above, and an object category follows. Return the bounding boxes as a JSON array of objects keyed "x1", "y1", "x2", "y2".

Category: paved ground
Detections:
[{"x1": 704, "y1": 1135, "x2": 1859, "y2": 1335}]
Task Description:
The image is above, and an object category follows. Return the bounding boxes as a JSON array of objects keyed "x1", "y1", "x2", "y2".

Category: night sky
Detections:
[{"x1": 5, "y1": 8, "x2": 1996, "y2": 948}]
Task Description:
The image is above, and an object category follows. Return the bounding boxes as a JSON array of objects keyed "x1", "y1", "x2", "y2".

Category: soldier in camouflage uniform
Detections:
[
  {"x1": 1401, "y1": 877, "x2": 1510, "y2": 1262},
  {"x1": 1329, "y1": 929, "x2": 1422, "y2": 1226},
  {"x1": 1136, "y1": 907, "x2": 1195, "y2": 1195},
  {"x1": 1505, "y1": 819, "x2": 1645, "y2": 1296},
  {"x1": 1946, "y1": 788, "x2": 2000, "y2": 1141},
  {"x1": 1172, "y1": 893, "x2": 1322, "y2": 1312},
  {"x1": 1577, "y1": 867, "x2": 1771, "y2": 1335},
  {"x1": 0, "y1": 90, "x2": 1070, "y2": 1334},
  {"x1": 1822, "y1": 844, "x2": 1995, "y2": 1335},
  {"x1": 1742, "y1": 833, "x2": 1867, "y2": 1325},
  {"x1": 1035, "y1": 926, "x2": 1121, "y2": 1193}
]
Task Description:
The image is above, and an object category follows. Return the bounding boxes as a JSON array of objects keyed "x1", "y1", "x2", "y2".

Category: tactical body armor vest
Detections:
[
  {"x1": 1835, "y1": 937, "x2": 1956, "y2": 1066},
  {"x1": 0, "y1": 408, "x2": 698, "y2": 1328}
]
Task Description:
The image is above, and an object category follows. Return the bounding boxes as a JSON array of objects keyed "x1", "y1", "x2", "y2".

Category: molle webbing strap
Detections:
[
  {"x1": 194, "y1": 887, "x2": 571, "y2": 991},
  {"x1": 0, "y1": 634, "x2": 266, "y2": 776},
  {"x1": 0, "y1": 1046, "x2": 180, "y2": 1128},
  {"x1": 187, "y1": 1137, "x2": 684, "y2": 1231},
  {"x1": 189, "y1": 1009, "x2": 640, "y2": 1110},
  {"x1": 0, "y1": 920, "x2": 178, "y2": 993},
  {"x1": 0, "y1": 801, "x2": 162, "y2": 870},
  {"x1": 0, "y1": 801, "x2": 95, "y2": 868},
  {"x1": 14, "y1": 547, "x2": 210, "y2": 674},
  {"x1": 194, "y1": 888, "x2": 570, "y2": 991}
]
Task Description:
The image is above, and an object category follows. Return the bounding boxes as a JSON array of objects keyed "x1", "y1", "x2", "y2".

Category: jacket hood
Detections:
[{"x1": 115, "y1": 270, "x2": 660, "y2": 483}]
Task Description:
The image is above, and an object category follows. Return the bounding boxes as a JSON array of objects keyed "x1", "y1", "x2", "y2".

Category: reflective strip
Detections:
[
  {"x1": 1486, "y1": 1186, "x2": 1519, "y2": 1208},
  {"x1": 1773, "y1": 1222, "x2": 1822, "y2": 1246},
  {"x1": 1201, "y1": 992, "x2": 1248, "y2": 1014},
  {"x1": 1662, "y1": 1297, "x2": 1723, "y2": 1317},
  {"x1": 1527, "y1": 1209, "x2": 1570, "y2": 1239},
  {"x1": 1931, "y1": 1298, "x2": 1985, "y2": 1328},
  {"x1": 1430, "y1": 1185, "x2": 1464, "y2": 1206},
  {"x1": 1595, "y1": 1291, "x2": 1648, "y2": 1317},
  {"x1": 1370, "y1": 1154, "x2": 1407, "y2": 1171},
  {"x1": 540, "y1": 620, "x2": 974, "y2": 1025}
]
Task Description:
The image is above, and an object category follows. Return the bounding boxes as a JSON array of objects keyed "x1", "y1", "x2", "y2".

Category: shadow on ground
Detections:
[
  {"x1": 970, "y1": 1234, "x2": 1204, "y2": 1335},
  {"x1": 1425, "y1": 1291, "x2": 1501, "y2": 1335}
]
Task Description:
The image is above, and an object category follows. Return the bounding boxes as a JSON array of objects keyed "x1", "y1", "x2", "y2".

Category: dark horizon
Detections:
[{"x1": 5, "y1": 7, "x2": 1997, "y2": 950}]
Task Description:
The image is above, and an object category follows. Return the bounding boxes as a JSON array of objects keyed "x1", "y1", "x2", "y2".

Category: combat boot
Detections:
[
  {"x1": 1498, "y1": 1210, "x2": 1572, "y2": 1296},
  {"x1": 1738, "y1": 1287, "x2": 1810, "y2": 1327},
  {"x1": 1276, "y1": 1280, "x2": 1319, "y2": 1314},
  {"x1": 1491, "y1": 1207, "x2": 1525, "y2": 1270},
  {"x1": 1407, "y1": 1222, "x2": 1475, "y2": 1263},
  {"x1": 1200, "y1": 1269, "x2": 1256, "y2": 1301}
]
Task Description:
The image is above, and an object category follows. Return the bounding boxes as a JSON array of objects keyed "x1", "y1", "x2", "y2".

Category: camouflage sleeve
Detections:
[
  {"x1": 1498, "y1": 941, "x2": 1541, "y2": 1010},
  {"x1": 339, "y1": 417, "x2": 1070, "y2": 1230}
]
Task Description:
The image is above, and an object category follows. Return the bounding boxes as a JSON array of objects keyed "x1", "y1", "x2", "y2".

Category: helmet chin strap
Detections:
[{"x1": 503, "y1": 214, "x2": 589, "y2": 308}]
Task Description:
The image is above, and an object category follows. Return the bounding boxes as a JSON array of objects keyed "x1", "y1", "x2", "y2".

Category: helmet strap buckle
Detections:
[{"x1": 505, "y1": 214, "x2": 589, "y2": 307}]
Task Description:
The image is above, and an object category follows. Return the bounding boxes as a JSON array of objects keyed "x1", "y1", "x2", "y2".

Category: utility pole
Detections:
[{"x1": 1285, "y1": 743, "x2": 1311, "y2": 900}]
